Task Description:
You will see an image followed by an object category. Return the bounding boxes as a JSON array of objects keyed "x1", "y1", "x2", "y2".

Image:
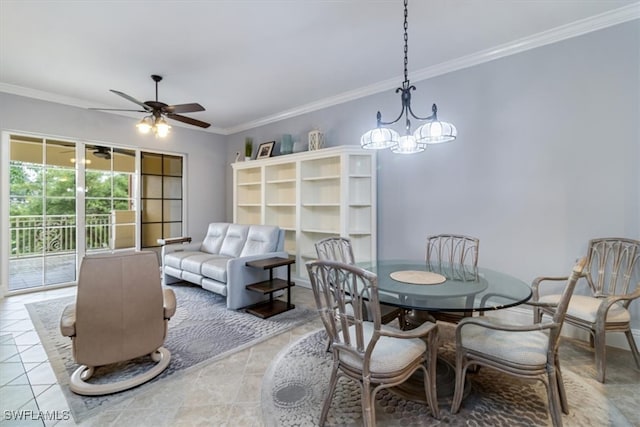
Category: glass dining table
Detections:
[
  {"x1": 357, "y1": 259, "x2": 532, "y2": 313},
  {"x1": 356, "y1": 259, "x2": 532, "y2": 403}
]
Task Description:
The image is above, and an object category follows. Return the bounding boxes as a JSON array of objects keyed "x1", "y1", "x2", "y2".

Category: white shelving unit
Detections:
[{"x1": 232, "y1": 146, "x2": 377, "y2": 284}]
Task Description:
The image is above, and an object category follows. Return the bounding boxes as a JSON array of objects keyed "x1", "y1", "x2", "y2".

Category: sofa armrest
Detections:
[
  {"x1": 158, "y1": 236, "x2": 192, "y2": 246},
  {"x1": 162, "y1": 241, "x2": 203, "y2": 256},
  {"x1": 60, "y1": 303, "x2": 76, "y2": 337},
  {"x1": 226, "y1": 251, "x2": 289, "y2": 310}
]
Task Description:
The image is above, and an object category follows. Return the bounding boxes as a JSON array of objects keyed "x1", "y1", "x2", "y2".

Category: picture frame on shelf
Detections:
[{"x1": 256, "y1": 141, "x2": 276, "y2": 159}]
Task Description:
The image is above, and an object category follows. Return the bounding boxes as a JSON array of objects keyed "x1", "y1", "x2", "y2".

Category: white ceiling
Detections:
[{"x1": 1, "y1": 0, "x2": 638, "y2": 135}]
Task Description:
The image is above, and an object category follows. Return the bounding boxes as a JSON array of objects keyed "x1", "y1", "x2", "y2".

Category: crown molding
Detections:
[
  {"x1": 2, "y1": 3, "x2": 638, "y2": 137},
  {"x1": 226, "y1": 3, "x2": 640, "y2": 135}
]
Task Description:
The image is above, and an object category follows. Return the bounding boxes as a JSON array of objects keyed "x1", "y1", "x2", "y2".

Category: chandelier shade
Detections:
[
  {"x1": 414, "y1": 120, "x2": 457, "y2": 144},
  {"x1": 392, "y1": 135, "x2": 425, "y2": 154},
  {"x1": 360, "y1": 0, "x2": 457, "y2": 154},
  {"x1": 360, "y1": 127, "x2": 400, "y2": 150}
]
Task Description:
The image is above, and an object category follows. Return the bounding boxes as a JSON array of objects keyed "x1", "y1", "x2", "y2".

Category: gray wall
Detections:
[
  {"x1": 227, "y1": 21, "x2": 640, "y2": 327},
  {"x1": 0, "y1": 92, "x2": 228, "y2": 238}
]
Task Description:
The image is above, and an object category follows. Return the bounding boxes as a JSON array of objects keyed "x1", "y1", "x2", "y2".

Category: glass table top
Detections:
[{"x1": 357, "y1": 260, "x2": 532, "y2": 312}]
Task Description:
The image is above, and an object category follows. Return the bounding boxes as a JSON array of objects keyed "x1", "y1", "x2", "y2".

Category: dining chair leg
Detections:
[
  {"x1": 546, "y1": 368, "x2": 564, "y2": 427},
  {"x1": 361, "y1": 379, "x2": 375, "y2": 427},
  {"x1": 554, "y1": 359, "x2": 569, "y2": 414},
  {"x1": 624, "y1": 329, "x2": 640, "y2": 369},
  {"x1": 426, "y1": 330, "x2": 440, "y2": 419},
  {"x1": 320, "y1": 365, "x2": 340, "y2": 426},
  {"x1": 450, "y1": 352, "x2": 468, "y2": 414},
  {"x1": 594, "y1": 329, "x2": 607, "y2": 383}
]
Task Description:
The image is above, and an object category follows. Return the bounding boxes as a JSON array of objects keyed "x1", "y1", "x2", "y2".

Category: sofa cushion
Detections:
[
  {"x1": 182, "y1": 253, "x2": 226, "y2": 275},
  {"x1": 164, "y1": 251, "x2": 201, "y2": 269},
  {"x1": 219, "y1": 224, "x2": 250, "y2": 257},
  {"x1": 200, "y1": 223, "x2": 230, "y2": 254},
  {"x1": 201, "y1": 257, "x2": 231, "y2": 283},
  {"x1": 240, "y1": 225, "x2": 280, "y2": 257}
]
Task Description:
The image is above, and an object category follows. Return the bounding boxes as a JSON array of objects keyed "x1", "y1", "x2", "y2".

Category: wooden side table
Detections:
[{"x1": 244, "y1": 256, "x2": 295, "y2": 318}]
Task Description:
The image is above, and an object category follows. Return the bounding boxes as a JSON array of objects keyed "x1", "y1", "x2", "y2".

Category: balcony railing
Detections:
[{"x1": 9, "y1": 214, "x2": 112, "y2": 257}]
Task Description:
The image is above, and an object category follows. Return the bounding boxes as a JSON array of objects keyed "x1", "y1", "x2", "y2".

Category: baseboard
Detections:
[{"x1": 485, "y1": 306, "x2": 639, "y2": 352}]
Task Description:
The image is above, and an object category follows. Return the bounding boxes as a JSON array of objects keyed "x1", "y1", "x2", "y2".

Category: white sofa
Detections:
[{"x1": 161, "y1": 223, "x2": 287, "y2": 309}]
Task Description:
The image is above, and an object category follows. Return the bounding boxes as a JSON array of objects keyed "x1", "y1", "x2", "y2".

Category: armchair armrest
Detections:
[
  {"x1": 163, "y1": 288, "x2": 177, "y2": 319},
  {"x1": 60, "y1": 303, "x2": 76, "y2": 337},
  {"x1": 531, "y1": 275, "x2": 569, "y2": 301},
  {"x1": 457, "y1": 316, "x2": 556, "y2": 334}
]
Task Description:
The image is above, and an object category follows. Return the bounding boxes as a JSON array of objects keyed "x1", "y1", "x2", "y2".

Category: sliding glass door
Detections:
[
  {"x1": 9, "y1": 136, "x2": 77, "y2": 290},
  {"x1": 5, "y1": 133, "x2": 185, "y2": 294}
]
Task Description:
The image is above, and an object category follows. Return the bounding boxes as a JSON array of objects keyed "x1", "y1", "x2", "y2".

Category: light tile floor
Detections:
[{"x1": 1, "y1": 286, "x2": 638, "y2": 426}]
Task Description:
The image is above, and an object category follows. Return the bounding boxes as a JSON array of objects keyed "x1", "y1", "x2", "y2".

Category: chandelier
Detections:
[
  {"x1": 136, "y1": 114, "x2": 171, "y2": 138},
  {"x1": 361, "y1": 0, "x2": 457, "y2": 154}
]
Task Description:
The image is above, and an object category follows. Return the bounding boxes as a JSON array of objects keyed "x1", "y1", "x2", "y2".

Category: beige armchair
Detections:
[
  {"x1": 60, "y1": 251, "x2": 176, "y2": 395},
  {"x1": 306, "y1": 259, "x2": 439, "y2": 426},
  {"x1": 451, "y1": 258, "x2": 586, "y2": 427},
  {"x1": 532, "y1": 237, "x2": 640, "y2": 382}
]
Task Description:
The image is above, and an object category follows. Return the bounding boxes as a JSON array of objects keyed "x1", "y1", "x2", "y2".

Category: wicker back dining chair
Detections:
[
  {"x1": 306, "y1": 259, "x2": 439, "y2": 426},
  {"x1": 407, "y1": 234, "x2": 480, "y2": 325},
  {"x1": 532, "y1": 237, "x2": 640, "y2": 382},
  {"x1": 315, "y1": 237, "x2": 403, "y2": 325},
  {"x1": 452, "y1": 258, "x2": 587, "y2": 427},
  {"x1": 426, "y1": 234, "x2": 479, "y2": 268}
]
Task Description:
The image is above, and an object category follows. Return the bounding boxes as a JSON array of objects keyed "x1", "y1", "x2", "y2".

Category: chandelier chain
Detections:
[{"x1": 403, "y1": 0, "x2": 409, "y2": 87}]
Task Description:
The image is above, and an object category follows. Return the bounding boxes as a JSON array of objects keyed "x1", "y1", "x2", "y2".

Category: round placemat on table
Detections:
[{"x1": 390, "y1": 270, "x2": 446, "y2": 285}]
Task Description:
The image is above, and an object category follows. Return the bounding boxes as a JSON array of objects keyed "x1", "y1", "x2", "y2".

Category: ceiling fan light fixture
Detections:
[
  {"x1": 154, "y1": 117, "x2": 171, "y2": 138},
  {"x1": 136, "y1": 116, "x2": 153, "y2": 134}
]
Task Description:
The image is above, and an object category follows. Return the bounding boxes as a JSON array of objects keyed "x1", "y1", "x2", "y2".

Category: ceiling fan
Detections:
[
  {"x1": 90, "y1": 74, "x2": 211, "y2": 134},
  {"x1": 90, "y1": 145, "x2": 136, "y2": 160},
  {"x1": 64, "y1": 145, "x2": 136, "y2": 161}
]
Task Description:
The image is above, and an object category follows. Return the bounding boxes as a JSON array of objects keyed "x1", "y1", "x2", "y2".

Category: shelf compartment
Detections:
[
  {"x1": 349, "y1": 176, "x2": 372, "y2": 205},
  {"x1": 349, "y1": 205, "x2": 372, "y2": 234},
  {"x1": 301, "y1": 205, "x2": 340, "y2": 231},
  {"x1": 301, "y1": 156, "x2": 341, "y2": 179},
  {"x1": 237, "y1": 167, "x2": 262, "y2": 185},
  {"x1": 266, "y1": 180, "x2": 295, "y2": 205},
  {"x1": 266, "y1": 162, "x2": 296, "y2": 182},
  {"x1": 237, "y1": 184, "x2": 261, "y2": 205},
  {"x1": 245, "y1": 300, "x2": 295, "y2": 319},
  {"x1": 349, "y1": 155, "x2": 372, "y2": 176},
  {"x1": 301, "y1": 179, "x2": 340, "y2": 205},
  {"x1": 236, "y1": 205, "x2": 261, "y2": 224},
  {"x1": 266, "y1": 205, "x2": 296, "y2": 230}
]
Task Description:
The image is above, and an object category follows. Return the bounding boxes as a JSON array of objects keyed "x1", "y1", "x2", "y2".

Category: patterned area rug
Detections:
[
  {"x1": 262, "y1": 327, "x2": 631, "y2": 427},
  {"x1": 26, "y1": 282, "x2": 317, "y2": 423}
]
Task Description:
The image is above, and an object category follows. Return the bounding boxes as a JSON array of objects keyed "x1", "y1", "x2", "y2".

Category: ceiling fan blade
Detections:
[
  {"x1": 89, "y1": 108, "x2": 148, "y2": 112},
  {"x1": 166, "y1": 113, "x2": 211, "y2": 128},
  {"x1": 163, "y1": 103, "x2": 205, "y2": 114},
  {"x1": 110, "y1": 89, "x2": 152, "y2": 111}
]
